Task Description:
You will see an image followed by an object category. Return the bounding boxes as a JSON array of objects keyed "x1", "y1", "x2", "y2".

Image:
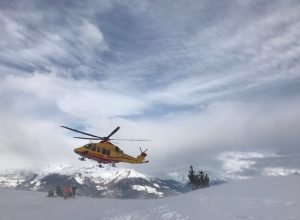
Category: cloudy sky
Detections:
[{"x1": 1, "y1": 0, "x2": 300, "y2": 179}]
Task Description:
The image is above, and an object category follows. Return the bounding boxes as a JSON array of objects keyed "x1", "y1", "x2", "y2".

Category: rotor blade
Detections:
[
  {"x1": 139, "y1": 147, "x2": 148, "y2": 153},
  {"x1": 106, "y1": 126, "x2": 120, "y2": 139},
  {"x1": 73, "y1": 137, "x2": 102, "y2": 140},
  {"x1": 61, "y1": 126, "x2": 104, "y2": 140},
  {"x1": 109, "y1": 138, "x2": 150, "y2": 141}
]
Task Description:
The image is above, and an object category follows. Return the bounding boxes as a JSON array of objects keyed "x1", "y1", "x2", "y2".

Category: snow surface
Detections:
[{"x1": 0, "y1": 175, "x2": 299, "y2": 220}]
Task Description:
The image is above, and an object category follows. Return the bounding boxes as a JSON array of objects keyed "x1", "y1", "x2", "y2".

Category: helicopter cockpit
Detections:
[{"x1": 84, "y1": 143, "x2": 93, "y2": 150}]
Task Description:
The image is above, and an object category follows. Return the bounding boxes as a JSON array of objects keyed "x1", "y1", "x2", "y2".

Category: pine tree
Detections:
[
  {"x1": 188, "y1": 166, "x2": 210, "y2": 189},
  {"x1": 199, "y1": 170, "x2": 205, "y2": 187},
  {"x1": 188, "y1": 166, "x2": 196, "y2": 187},
  {"x1": 204, "y1": 173, "x2": 210, "y2": 187}
]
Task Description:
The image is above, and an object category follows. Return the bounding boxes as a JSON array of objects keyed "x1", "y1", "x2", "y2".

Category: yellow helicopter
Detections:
[{"x1": 61, "y1": 126, "x2": 149, "y2": 167}]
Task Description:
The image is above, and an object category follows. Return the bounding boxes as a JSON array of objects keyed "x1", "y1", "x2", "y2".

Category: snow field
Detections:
[{"x1": 0, "y1": 175, "x2": 299, "y2": 220}]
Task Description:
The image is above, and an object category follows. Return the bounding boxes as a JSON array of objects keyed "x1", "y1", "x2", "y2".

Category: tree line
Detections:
[{"x1": 188, "y1": 166, "x2": 210, "y2": 189}]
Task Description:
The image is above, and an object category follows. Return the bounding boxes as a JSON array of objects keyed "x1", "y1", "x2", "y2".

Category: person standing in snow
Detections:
[
  {"x1": 47, "y1": 189, "x2": 54, "y2": 197},
  {"x1": 63, "y1": 185, "x2": 72, "y2": 199},
  {"x1": 71, "y1": 186, "x2": 77, "y2": 198},
  {"x1": 56, "y1": 186, "x2": 63, "y2": 197}
]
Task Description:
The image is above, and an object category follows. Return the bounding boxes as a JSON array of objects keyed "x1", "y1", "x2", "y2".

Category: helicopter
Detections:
[{"x1": 61, "y1": 126, "x2": 149, "y2": 167}]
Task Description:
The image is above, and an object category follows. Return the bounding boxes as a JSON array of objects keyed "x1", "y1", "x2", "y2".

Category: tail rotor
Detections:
[{"x1": 139, "y1": 147, "x2": 148, "y2": 157}]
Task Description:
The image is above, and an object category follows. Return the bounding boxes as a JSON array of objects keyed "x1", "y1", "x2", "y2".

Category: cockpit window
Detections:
[{"x1": 84, "y1": 144, "x2": 92, "y2": 150}]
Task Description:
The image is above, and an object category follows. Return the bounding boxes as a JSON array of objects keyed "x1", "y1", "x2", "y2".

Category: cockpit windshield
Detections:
[{"x1": 84, "y1": 144, "x2": 92, "y2": 150}]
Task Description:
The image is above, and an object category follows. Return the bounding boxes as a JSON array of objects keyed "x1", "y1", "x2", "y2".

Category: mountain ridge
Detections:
[{"x1": 0, "y1": 165, "x2": 189, "y2": 199}]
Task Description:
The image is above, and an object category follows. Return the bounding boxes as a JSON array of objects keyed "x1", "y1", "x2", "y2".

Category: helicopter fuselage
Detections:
[
  {"x1": 74, "y1": 141, "x2": 148, "y2": 164},
  {"x1": 61, "y1": 125, "x2": 149, "y2": 166}
]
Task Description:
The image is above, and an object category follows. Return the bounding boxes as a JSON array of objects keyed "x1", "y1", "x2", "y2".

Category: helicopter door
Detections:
[{"x1": 97, "y1": 147, "x2": 101, "y2": 153}]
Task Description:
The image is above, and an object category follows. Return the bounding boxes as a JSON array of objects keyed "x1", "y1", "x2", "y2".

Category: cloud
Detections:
[
  {"x1": 262, "y1": 167, "x2": 300, "y2": 176},
  {"x1": 1, "y1": 71, "x2": 300, "y2": 175},
  {"x1": 217, "y1": 151, "x2": 300, "y2": 179},
  {"x1": 80, "y1": 19, "x2": 108, "y2": 51},
  {"x1": 218, "y1": 152, "x2": 266, "y2": 173},
  {"x1": 3, "y1": 73, "x2": 147, "y2": 122},
  {"x1": 0, "y1": 2, "x2": 111, "y2": 79},
  {"x1": 217, "y1": 151, "x2": 273, "y2": 179}
]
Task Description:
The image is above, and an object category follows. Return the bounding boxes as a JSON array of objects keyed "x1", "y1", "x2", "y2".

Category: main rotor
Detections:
[{"x1": 60, "y1": 126, "x2": 149, "y2": 142}]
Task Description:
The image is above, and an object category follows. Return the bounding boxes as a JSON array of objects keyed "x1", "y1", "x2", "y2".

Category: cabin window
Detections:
[
  {"x1": 91, "y1": 145, "x2": 96, "y2": 151},
  {"x1": 102, "y1": 148, "x2": 107, "y2": 155},
  {"x1": 97, "y1": 147, "x2": 101, "y2": 153},
  {"x1": 115, "y1": 146, "x2": 120, "y2": 153}
]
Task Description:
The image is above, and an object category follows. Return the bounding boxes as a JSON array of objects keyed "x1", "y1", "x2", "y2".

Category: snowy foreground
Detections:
[{"x1": 0, "y1": 176, "x2": 299, "y2": 220}]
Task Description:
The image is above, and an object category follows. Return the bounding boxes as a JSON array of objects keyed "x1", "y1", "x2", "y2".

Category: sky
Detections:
[{"x1": 1, "y1": 0, "x2": 300, "y2": 179}]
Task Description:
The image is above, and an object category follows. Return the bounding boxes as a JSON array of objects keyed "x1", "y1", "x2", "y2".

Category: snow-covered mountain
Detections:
[
  {"x1": 0, "y1": 175, "x2": 299, "y2": 220},
  {"x1": 0, "y1": 165, "x2": 188, "y2": 198}
]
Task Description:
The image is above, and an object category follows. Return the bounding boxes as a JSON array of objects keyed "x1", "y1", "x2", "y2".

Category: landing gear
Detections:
[
  {"x1": 98, "y1": 163, "x2": 103, "y2": 168},
  {"x1": 79, "y1": 157, "x2": 85, "y2": 161},
  {"x1": 112, "y1": 163, "x2": 116, "y2": 167}
]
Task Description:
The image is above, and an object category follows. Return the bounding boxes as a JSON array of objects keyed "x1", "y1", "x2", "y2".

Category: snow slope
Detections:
[{"x1": 0, "y1": 175, "x2": 299, "y2": 220}]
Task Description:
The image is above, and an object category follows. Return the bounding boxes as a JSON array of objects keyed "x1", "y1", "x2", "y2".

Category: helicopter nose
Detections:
[{"x1": 74, "y1": 148, "x2": 81, "y2": 154}]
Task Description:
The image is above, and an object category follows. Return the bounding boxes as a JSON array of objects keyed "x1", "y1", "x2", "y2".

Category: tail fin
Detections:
[{"x1": 136, "y1": 148, "x2": 149, "y2": 163}]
